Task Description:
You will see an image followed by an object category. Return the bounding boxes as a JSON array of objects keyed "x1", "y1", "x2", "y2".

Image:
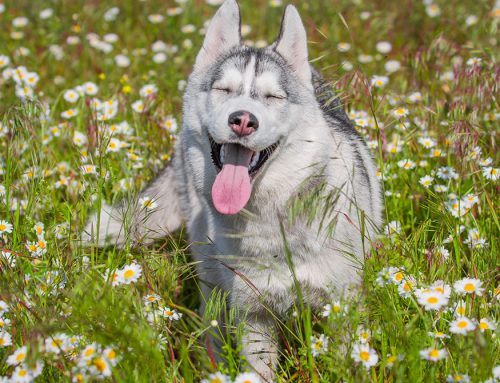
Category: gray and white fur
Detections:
[{"x1": 82, "y1": 1, "x2": 383, "y2": 380}]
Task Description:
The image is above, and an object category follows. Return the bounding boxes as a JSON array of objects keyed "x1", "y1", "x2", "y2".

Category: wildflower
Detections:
[
  {"x1": 311, "y1": 334, "x2": 329, "y2": 357},
  {"x1": 131, "y1": 100, "x2": 145, "y2": 113},
  {"x1": 436, "y1": 166, "x2": 458, "y2": 180},
  {"x1": 160, "y1": 115, "x2": 178, "y2": 132},
  {"x1": 454, "y1": 278, "x2": 484, "y2": 296},
  {"x1": 449, "y1": 317, "x2": 476, "y2": 335},
  {"x1": 12, "y1": 16, "x2": 29, "y2": 28},
  {"x1": 375, "y1": 41, "x2": 392, "y2": 54},
  {"x1": 159, "y1": 306, "x2": 182, "y2": 321},
  {"x1": 337, "y1": 42, "x2": 351, "y2": 52},
  {"x1": 201, "y1": 372, "x2": 231, "y2": 383},
  {"x1": 351, "y1": 342, "x2": 378, "y2": 369},
  {"x1": 73, "y1": 132, "x2": 87, "y2": 146},
  {"x1": 0, "y1": 301, "x2": 9, "y2": 315},
  {"x1": 466, "y1": 57, "x2": 481, "y2": 66},
  {"x1": 371, "y1": 75, "x2": 389, "y2": 88},
  {"x1": 106, "y1": 138, "x2": 122, "y2": 153},
  {"x1": 397, "y1": 159, "x2": 416, "y2": 170},
  {"x1": 118, "y1": 263, "x2": 142, "y2": 284},
  {"x1": 81, "y1": 164, "x2": 97, "y2": 175},
  {"x1": 33, "y1": 222, "x2": 44, "y2": 238},
  {"x1": 83, "y1": 81, "x2": 99, "y2": 95},
  {"x1": 0, "y1": 251, "x2": 16, "y2": 267},
  {"x1": 80, "y1": 343, "x2": 98, "y2": 360},
  {"x1": 234, "y1": 372, "x2": 262, "y2": 383},
  {"x1": 478, "y1": 157, "x2": 493, "y2": 167},
  {"x1": 426, "y1": 3, "x2": 441, "y2": 17},
  {"x1": 418, "y1": 136, "x2": 436, "y2": 148},
  {"x1": 478, "y1": 318, "x2": 496, "y2": 332},
  {"x1": 419, "y1": 347, "x2": 446, "y2": 361},
  {"x1": 356, "y1": 327, "x2": 371, "y2": 343},
  {"x1": 433, "y1": 246, "x2": 449, "y2": 260},
  {"x1": 103, "y1": 347, "x2": 119, "y2": 366},
  {"x1": 419, "y1": 175, "x2": 434, "y2": 188},
  {"x1": 0, "y1": 331, "x2": 12, "y2": 347},
  {"x1": 384, "y1": 221, "x2": 401, "y2": 237},
  {"x1": 148, "y1": 14, "x2": 164, "y2": 23},
  {"x1": 54, "y1": 223, "x2": 69, "y2": 239},
  {"x1": 358, "y1": 54, "x2": 373, "y2": 63},
  {"x1": 61, "y1": 108, "x2": 78, "y2": 119},
  {"x1": 482, "y1": 167, "x2": 499, "y2": 180},
  {"x1": 407, "y1": 91, "x2": 422, "y2": 103},
  {"x1": 430, "y1": 281, "x2": 451, "y2": 298},
  {"x1": 143, "y1": 294, "x2": 161, "y2": 305},
  {"x1": 7, "y1": 346, "x2": 28, "y2": 366},
  {"x1": 0, "y1": 220, "x2": 13, "y2": 234},
  {"x1": 90, "y1": 356, "x2": 112, "y2": 377},
  {"x1": 0, "y1": 55, "x2": 10, "y2": 68},
  {"x1": 446, "y1": 374, "x2": 470, "y2": 382},
  {"x1": 464, "y1": 228, "x2": 487, "y2": 249},
  {"x1": 63, "y1": 89, "x2": 79, "y2": 103},
  {"x1": 139, "y1": 197, "x2": 158, "y2": 210},
  {"x1": 385, "y1": 60, "x2": 401, "y2": 73},
  {"x1": 393, "y1": 107, "x2": 409, "y2": 118},
  {"x1": 416, "y1": 289, "x2": 449, "y2": 311},
  {"x1": 11, "y1": 365, "x2": 32, "y2": 382},
  {"x1": 139, "y1": 84, "x2": 158, "y2": 98},
  {"x1": 153, "y1": 52, "x2": 167, "y2": 63},
  {"x1": 115, "y1": 54, "x2": 130, "y2": 67},
  {"x1": 45, "y1": 333, "x2": 68, "y2": 354},
  {"x1": 398, "y1": 277, "x2": 416, "y2": 298},
  {"x1": 428, "y1": 330, "x2": 449, "y2": 339}
]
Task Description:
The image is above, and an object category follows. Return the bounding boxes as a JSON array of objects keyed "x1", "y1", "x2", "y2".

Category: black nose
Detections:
[{"x1": 228, "y1": 110, "x2": 259, "y2": 136}]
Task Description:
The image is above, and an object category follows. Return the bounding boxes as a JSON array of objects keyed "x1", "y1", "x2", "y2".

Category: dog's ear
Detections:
[
  {"x1": 273, "y1": 5, "x2": 312, "y2": 89},
  {"x1": 194, "y1": 0, "x2": 241, "y2": 71}
]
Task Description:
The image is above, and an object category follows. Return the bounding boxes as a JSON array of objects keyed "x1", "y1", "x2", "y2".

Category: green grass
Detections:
[{"x1": 0, "y1": 0, "x2": 499, "y2": 382}]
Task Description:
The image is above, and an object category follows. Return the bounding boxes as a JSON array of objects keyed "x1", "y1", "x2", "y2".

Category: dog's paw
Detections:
[{"x1": 81, "y1": 204, "x2": 125, "y2": 247}]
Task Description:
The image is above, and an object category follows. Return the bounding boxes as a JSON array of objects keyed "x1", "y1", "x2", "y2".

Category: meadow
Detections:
[{"x1": 0, "y1": 0, "x2": 499, "y2": 382}]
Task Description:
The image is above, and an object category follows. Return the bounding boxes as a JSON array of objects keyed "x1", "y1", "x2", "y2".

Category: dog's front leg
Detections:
[{"x1": 240, "y1": 313, "x2": 279, "y2": 382}]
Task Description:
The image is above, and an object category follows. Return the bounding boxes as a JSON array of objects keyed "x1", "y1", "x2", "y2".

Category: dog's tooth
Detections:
[
  {"x1": 249, "y1": 151, "x2": 260, "y2": 168},
  {"x1": 220, "y1": 144, "x2": 226, "y2": 163}
]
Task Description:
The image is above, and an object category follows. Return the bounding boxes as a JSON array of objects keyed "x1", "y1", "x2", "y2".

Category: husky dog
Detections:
[{"x1": 83, "y1": 0, "x2": 382, "y2": 380}]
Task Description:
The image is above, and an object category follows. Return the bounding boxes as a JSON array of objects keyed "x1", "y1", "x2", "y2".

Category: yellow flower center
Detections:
[
  {"x1": 456, "y1": 307, "x2": 466, "y2": 315},
  {"x1": 0, "y1": 224, "x2": 6, "y2": 231},
  {"x1": 107, "y1": 350, "x2": 116, "y2": 359},
  {"x1": 463, "y1": 283, "x2": 475, "y2": 292},
  {"x1": 94, "y1": 358, "x2": 106, "y2": 372},
  {"x1": 394, "y1": 272, "x2": 403, "y2": 281},
  {"x1": 427, "y1": 296, "x2": 438, "y2": 304},
  {"x1": 84, "y1": 347, "x2": 94, "y2": 357},
  {"x1": 360, "y1": 351, "x2": 370, "y2": 361},
  {"x1": 16, "y1": 352, "x2": 26, "y2": 362},
  {"x1": 124, "y1": 270, "x2": 135, "y2": 279},
  {"x1": 18, "y1": 370, "x2": 27, "y2": 377},
  {"x1": 479, "y1": 322, "x2": 488, "y2": 330},
  {"x1": 457, "y1": 321, "x2": 467, "y2": 329},
  {"x1": 429, "y1": 349, "x2": 439, "y2": 358}
]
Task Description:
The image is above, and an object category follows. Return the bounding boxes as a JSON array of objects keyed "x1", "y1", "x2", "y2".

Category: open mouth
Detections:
[
  {"x1": 208, "y1": 134, "x2": 279, "y2": 215},
  {"x1": 209, "y1": 135, "x2": 279, "y2": 176}
]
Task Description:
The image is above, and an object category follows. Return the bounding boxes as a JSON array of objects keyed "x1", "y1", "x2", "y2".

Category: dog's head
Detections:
[{"x1": 185, "y1": 0, "x2": 316, "y2": 215}]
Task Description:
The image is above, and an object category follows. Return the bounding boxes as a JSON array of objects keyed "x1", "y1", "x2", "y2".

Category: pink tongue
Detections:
[{"x1": 212, "y1": 144, "x2": 254, "y2": 215}]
